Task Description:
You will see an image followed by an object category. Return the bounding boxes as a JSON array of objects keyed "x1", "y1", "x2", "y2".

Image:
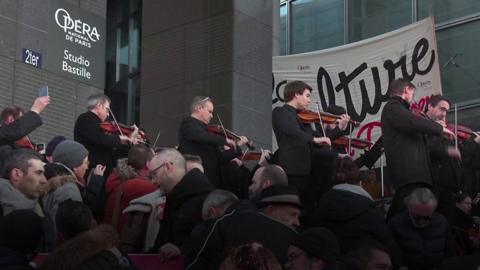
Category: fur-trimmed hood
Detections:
[
  {"x1": 38, "y1": 224, "x2": 121, "y2": 270},
  {"x1": 40, "y1": 175, "x2": 79, "y2": 196},
  {"x1": 105, "y1": 158, "x2": 150, "y2": 196}
]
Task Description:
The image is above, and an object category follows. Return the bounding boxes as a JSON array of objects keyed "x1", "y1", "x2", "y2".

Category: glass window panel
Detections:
[
  {"x1": 437, "y1": 20, "x2": 480, "y2": 103},
  {"x1": 291, "y1": 0, "x2": 344, "y2": 54},
  {"x1": 280, "y1": 4, "x2": 287, "y2": 55},
  {"x1": 348, "y1": 0, "x2": 412, "y2": 42},
  {"x1": 418, "y1": 0, "x2": 480, "y2": 24}
]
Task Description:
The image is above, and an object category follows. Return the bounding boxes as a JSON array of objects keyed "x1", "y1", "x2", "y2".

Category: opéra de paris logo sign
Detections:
[{"x1": 55, "y1": 8, "x2": 100, "y2": 48}]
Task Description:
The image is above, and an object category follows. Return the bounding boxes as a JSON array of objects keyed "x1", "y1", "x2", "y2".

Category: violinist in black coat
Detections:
[
  {"x1": 381, "y1": 79, "x2": 454, "y2": 217},
  {"x1": 74, "y1": 94, "x2": 135, "y2": 177},
  {"x1": 178, "y1": 96, "x2": 247, "y2": 187}
]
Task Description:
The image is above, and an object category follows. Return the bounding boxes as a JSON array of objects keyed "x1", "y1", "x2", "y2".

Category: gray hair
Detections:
[
  {"x1": 190, "y1": 96, "x2": 211, "y2": 113},
  {"x1": 259, "y1": 165, "x2": 288, "y2": 186},
  {"x1": 86, "y1": 93, "x2": 111, "y2": 111},
  {"x1": 404, "y1": 187, "x2": 437, "y2": 207},
  {"x1": 202, "y1": 189, "x2": 238, "y2": 219},
  {"x1": 153, "y1": 148, "x2": 187, "y2": 172}
]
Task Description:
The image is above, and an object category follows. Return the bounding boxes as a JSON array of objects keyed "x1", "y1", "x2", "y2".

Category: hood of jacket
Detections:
[
  {"x1": 105, "y1": 158, "x2": 150, "y2": 195},
  {"x1": 318, "y1": 189, "x2": 376, "y2": 222},
  {"x1": 167, "y1": 168, "x2": 214, "y2": 210},
  {"x1": 41, "y1": 175, "x2": 79, "y2": 196},
  {"x1": 0, "y1": 179, "x2": 37, "y2": 216}
]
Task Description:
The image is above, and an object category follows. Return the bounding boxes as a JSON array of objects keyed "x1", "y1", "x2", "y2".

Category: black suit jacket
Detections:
[
  {"x1": 178, "y1": 116, "x2": 240, "y2": 186},
  {"x1": 0, "y1": 111, "x2": 42, "y2": 146},
  {"x1": 381, "y1": 96, "x2": 443, "y2": 189},
  {"x1": 272, "y1": 104, "x2": 314, "y2": 176},
  {"x1": 74, "y1": 111, "x2": 122, "y2": 171}
]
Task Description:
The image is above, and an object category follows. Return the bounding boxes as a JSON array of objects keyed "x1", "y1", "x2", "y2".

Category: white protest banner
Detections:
[{"x1": 272, "y1": 17, "x2": 441, "y2": 162}]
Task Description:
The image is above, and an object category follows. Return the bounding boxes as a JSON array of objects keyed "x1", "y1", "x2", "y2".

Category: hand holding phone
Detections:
[{"x1": 38, "y1": 86, "x2": 49, "y2": 97}]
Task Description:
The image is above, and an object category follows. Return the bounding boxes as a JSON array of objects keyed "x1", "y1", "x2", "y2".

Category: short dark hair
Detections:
[
  {"x1": 128, "y1": 144, "x2": 153, "y2": 170},
  {"x1": 427, "y1": 94, "x2": 451, "y2": 111},
  {"x1": 283, "y1": 81, "x2": 312, "y2": 103},
  {"x1": 388, "y1": 78, "x2": 415, "y2": 97},
  {"x1": 334, "y1": 156, "x2": 361, "y2": 185},
  {"x1": 3, "y1": 149, "x2": 42, "y2": 179},
  {"x1": 453, "y1": 192, "x2": 470, "y2": 204},
  {"x1": 0, "y1": 106, "x2": 24, "y2": 122},
  {"x1": 55, "y1": 200, "x2": 93, "y2": 240},
  {"x1": 346, "y1": 240, "x2": 391, "y2": 270}
]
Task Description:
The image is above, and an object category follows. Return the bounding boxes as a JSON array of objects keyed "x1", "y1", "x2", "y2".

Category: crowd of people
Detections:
[{"x1": 0, "y1": 78, "x2": 479, "y2": 270}]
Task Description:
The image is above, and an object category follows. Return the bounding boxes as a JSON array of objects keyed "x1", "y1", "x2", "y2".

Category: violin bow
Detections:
[
  {"x1": 314, "y1": 102, "x2": 327, "y2": 138},
  {"x1": 107, "y1": 107, "x2": 125, "y2": 137},
  {"x1": 152, "y1": 130, "x2": 161, "y2": 150},
  {"x1": 454, "y1": 104, "x2": 458, "y2": 150},
  {"x1": 216, "y1": 114, "x2": 231, "y2": 146},
  {"x1": 345, "y1": 106, "x2": 353, "y2": 155}
]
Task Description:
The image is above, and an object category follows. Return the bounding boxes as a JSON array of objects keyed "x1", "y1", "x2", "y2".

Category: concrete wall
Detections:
[
  {"x1": 0, "y1": 0, "x2": 106, "y2": 143},
  {"x1": 140, "y1": 0, "x2": 273, "y2": 149}
]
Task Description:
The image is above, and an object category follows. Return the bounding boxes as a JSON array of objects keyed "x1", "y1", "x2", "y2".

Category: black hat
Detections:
[
  {"x1": 0, "y1": 209, "x2": 44, "y2": 254},
  {"x1": 290, "y1": 227, "x2": 340, "y2": 263},
  {"x1": 46, "y1": 135, "x2": 66, "y2": 157},
  {"x1": 325, "y1": 105, "x2": 346, "y2": 115},
  {"x1": 257, "y1": 185, "x2": 303, "y2": 209}
]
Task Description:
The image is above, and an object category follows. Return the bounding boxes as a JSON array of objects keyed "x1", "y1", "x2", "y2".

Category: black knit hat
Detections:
[
  {"x1": 290, "y1": 227, "x2": 340, "y2": 263},
  {"x1": 45, "y1": 135, "x2": 66, "y2": 157},
  {"x1": 257, "y1": 185, "x2": 303, "y2": 209}
]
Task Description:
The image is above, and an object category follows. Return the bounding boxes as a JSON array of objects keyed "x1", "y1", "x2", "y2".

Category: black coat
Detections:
[
  {"x1": 381, "y1": 96, "x2": 443, "y2": 189},
  {"x1": 185, "y1": 200, "x2": 297, "y2": 270},
  {"x1": 272, "y1": 104, "x2": 314, "y2": 175},
  {"x1": 427, "y1": 134, "x2": 460, "y2": 190},
  {"x1": 74, "y1": 111, "x2": 123, "y2": 172},
  {"x1": 154, "y1": 169, "x2": 214, "y2": 250},
  {"x1": 0, "y1": 247, "x2": 34, "y2": 270},
  {"x1": 178, "y1": 116, "x2": 240, "y2": 186},
  {"x1": 388, "y1": 211, "x2": 452, "y2": 270},
  {"x1": 313, "y1": 189, "x2": 403, "y2": 266},
  {"x1": 0, "y1": 111, "x2": 42, "y2": 146}
]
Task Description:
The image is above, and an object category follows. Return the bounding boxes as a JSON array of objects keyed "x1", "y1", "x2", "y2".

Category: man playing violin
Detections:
[
  {"x1": 178, "y1": 96, "x2": 249, "y2": 187},
  {"x1": 381, "y1": 78, "x2": 455, "y2": 219},
  {"x1": 74, "y1": 94, "x2": 138, "y2": 177},
  {"x1": 272, "y1": 80, "x2": 332, "y2": 221}
]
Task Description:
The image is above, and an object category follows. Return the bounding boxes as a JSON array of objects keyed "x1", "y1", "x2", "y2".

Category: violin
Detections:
[
  {"x1": 446, "y1": 124, "x2": 479, "y2": 142},
  {"x1": 16, "y1": 136, "x2": 35, "y2": 150},
  {"x1": 411, "y1": 108, "x2": 457, "y2": 141},
  {"x1": 333, "y1": 136, "x2": 372, "y2": 150},
  {"x1": 100, "y1": 121, "x2": 149, "y2": 145},
  {"x1": 206, "y1": 124, "x2": 255, "y2": 150},
  {"x1": 240, "y1": 151, "x2": 262, "y2": 161},
  {"x1": 297, "y1": 110, "x2": 360, "y2": 127}
]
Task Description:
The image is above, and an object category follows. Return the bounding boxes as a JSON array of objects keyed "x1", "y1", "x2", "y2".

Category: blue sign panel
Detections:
[{"x1": 22, "y1": 48, "x2": 42, "y2": 69}]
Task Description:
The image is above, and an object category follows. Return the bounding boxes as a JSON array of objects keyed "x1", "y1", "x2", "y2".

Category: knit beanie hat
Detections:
[
  {"x1": 0, "y1": 209, "x2": 44, "y2": 254},
  {"x1": 45, "y1": 135, "x2": 66, "y2": 157},
  {"x1": 52, "y1": 140, "x2": 88, "y2": 169},
  {"x1": 290, "y1": 227, "x2": 340, "y2": 263}
]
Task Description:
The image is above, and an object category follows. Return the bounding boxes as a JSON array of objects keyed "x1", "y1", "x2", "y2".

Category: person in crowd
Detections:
[
  {"x1": 285, "y1": 227, "x2": 341, "y2": 270},
  {"x1": 257, "y1": 185, "x2": 302, "y2": 229},
  {"x1": 104, "y1": 144, "x2": 157, "y2": 234},
  {"x1": 0, "y1": 210, "x2": 44, "y2": 270},
  {"x1": 272, "y1": 81, "x2": 332, "y2": 221},
  {"x1": 38, "y1": 224, "x2": 135, "y2": 270},
  {"x1": 185, "y1": 197, "x2": 297, "y2": 269},
  {"x1": 311, "y1": 156, "x2": 402, "y2": 267},
  {"x1": 346, "y1": 240, "x2": 393, "y2": 270},
  {"x1": 219, "y1": 242, "x2": 282, "y2": 270},
  {"x1": 44, "y1": 135, "x2": 66, "y2": 163},
  {"x1": 388, "y1": 187, "x2": 452, "y2": 270},
  {"x1": 202, "y1": 189, "x2": 239, "y2": 221},
  {"x1": 381, "y1": 78, "x2": 454, "y2": 218},
  {"x1": 450, "y1": 193, "x2": 479, "y2": 254},
  {"x1": 0, "y1": 149, "x2": 46, "y2": 216},
  {"x1": 184, "y1": 154, "x2": 204, "y2": 173},
  {"x1": 74, "y1": 93, "x2": 139, "y2": 178},
  {"x1": 249, "y1": 164, "x2": 288, "y2": 202},
  {"x1": 149, "y1": 148, "x2": 214, "y2": 259},
  {"x1": 55, "y1": 200, "x2": 96, "y2": 242},
  {"x1": 178, "y1": 96, "x2": 248, "y2": 186}
]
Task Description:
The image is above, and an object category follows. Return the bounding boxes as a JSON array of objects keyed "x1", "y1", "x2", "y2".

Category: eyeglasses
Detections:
[{"x1": 149, "y1": 162, "x2": 173, "y2": 179}]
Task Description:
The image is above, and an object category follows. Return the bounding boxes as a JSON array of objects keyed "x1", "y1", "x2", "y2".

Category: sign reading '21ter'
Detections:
[{"x1": 45, "y1": 0, "x2": 106, "y2": 89}]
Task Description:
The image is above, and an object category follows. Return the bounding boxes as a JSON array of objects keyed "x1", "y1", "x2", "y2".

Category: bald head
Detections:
[{"x1": 249, "y1": 165, "x2": 288, "y2": 199}]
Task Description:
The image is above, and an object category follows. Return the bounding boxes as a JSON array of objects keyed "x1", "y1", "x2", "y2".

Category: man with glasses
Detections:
[
  {"x1": 74, "y1": 93, "x2": 137, "y2": 178},
  {"x1": 178, "y1": 96, "x2": 249, "y2": 187},
  {"x1": 388, "y1": 188, "x2": 452, "y2": 270},
  {"x1": 381, "y1": 78, "x2": 454, "y2": 218},
  {"x1": 149, "y1": 148, "x2": 214, "y2": 261}
]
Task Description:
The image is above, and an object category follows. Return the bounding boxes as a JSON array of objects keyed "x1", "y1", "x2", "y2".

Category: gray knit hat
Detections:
[{"x1": 52, "y1": 140, "x2": 89, "y2": 169}]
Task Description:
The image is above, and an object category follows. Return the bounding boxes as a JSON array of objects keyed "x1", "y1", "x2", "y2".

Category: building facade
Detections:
[{"x1": 279, "y1": 0, "x2": 480, "y2": 129}]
